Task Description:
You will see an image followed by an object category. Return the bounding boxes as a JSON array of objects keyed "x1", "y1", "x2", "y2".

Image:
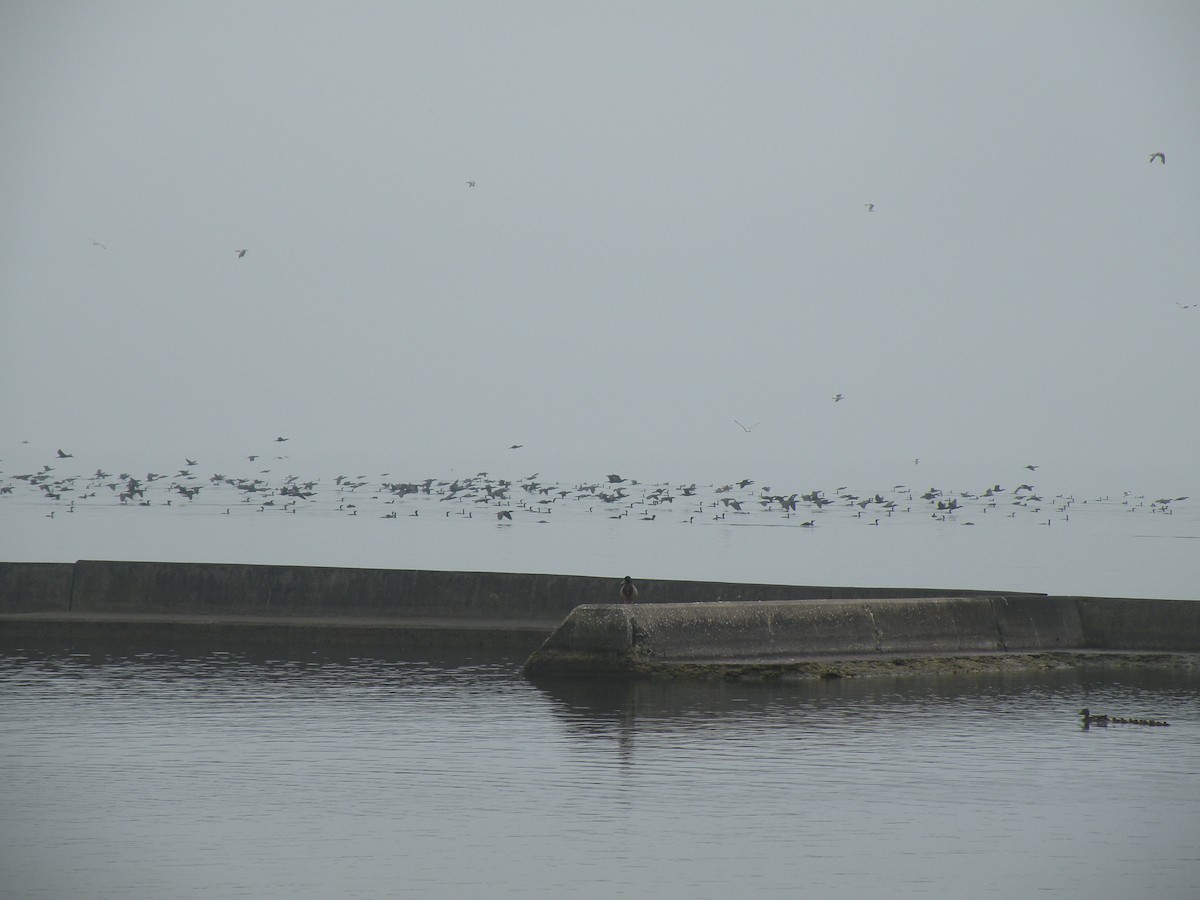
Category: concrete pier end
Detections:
[{"x1": 522, "y1": 595, "x2": 1200, "y2": 678}]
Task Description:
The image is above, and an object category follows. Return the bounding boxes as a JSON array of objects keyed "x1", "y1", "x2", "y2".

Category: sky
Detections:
[{"x1": 3, "y1": 1, "x2": 1198, "y2": 492}]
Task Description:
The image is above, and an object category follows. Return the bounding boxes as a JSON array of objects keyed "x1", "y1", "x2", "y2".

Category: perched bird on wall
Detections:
[{"x1": 620, "y1": 575, "x2": 638, "y2": 604}]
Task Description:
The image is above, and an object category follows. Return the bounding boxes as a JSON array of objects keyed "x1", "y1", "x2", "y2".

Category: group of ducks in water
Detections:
[{"x1": 1079, "y1": 708, "x2": 1170, "y2": 729}]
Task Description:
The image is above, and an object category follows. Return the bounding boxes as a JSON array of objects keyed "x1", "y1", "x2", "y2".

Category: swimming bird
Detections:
[
  {"x1": 1080, "y1": 708, "x2": 1109, "y2": 726},
  {"x1": 1149, "y1": 152, "x2": 1165, "y2": 164},
  {"x1": 235, "y1": 249, "x2": 247, "y2": 258},
  {"x1": 619, "y1": 575, "x2": 638, "y2": 604}
]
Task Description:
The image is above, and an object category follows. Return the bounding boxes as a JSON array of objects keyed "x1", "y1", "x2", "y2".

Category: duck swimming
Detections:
[{"x1": 1081, "y1": 708, "x2": 1170, "y2": 728}]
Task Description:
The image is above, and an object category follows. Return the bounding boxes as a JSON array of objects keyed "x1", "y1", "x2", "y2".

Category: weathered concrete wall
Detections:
[
  {"x1": 0, "y1": 563, "x2": 74, "y2": 613},
  {"x1": 522, "y1": 595, "x2": 1200, "y2": 676},
  {"x1": 1, "y1": 559, "x2": 1028, "y2": 621},
  {"x1": 1074, "y1": 596, "x2": 1200, "y2": 651}
]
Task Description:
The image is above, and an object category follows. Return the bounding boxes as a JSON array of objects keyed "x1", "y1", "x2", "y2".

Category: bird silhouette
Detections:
[
  {"x1": 235, "y1": 249, "x2": 247, "y2": 258},
  {"x1": 832, "y1": 393, "x2": 844, "y2": 402},
  {"x1": 467, "y1": 181, "x2": 476, "y2": 187},
  {"x1": 1149, "y1": 152, "x2": 1165, "y2": 164},
  {"x1": 91, "y1": 240, "x2": 106, "y2": 249},
  {"x1": 864, "y1": 203, "x2": 875, "y2": 212},
  {"x1": 734, "y1": 420, "x2": 760, "y2": 432}
]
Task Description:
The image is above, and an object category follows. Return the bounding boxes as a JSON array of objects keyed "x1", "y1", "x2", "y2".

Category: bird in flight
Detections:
[
  {"x1": 1149, "y1": 152, "x2": 1165, "y2": 164},
  {"x1": 734, "y1": 420, "x2": 759, "y2": 432},
  {"x1": 509, "y1": 444, "x2": 523, "y2": 449},
  {"x1": 91, "y1": 240, "x2": 106, "y2": 249},
  {"x1": 832, "y1": 393, "x2": 845, "y2": 402},
  {"x1": 864, "y1": 203, "x2": 875, "y2": 212},
  {"x1": 235, "y1": 249, "x2": 247, "y2": 258},
  {"x1": 1025, "y1": 464, "x2": 1038, "y2": 471},
  {"x1": 275, "y1": 436, "x2": 289, "y2": 442},
  {"x1": 57, "y1": 449, "x2": 73, "y2": 458},
  {"x1": 467, "y1": 181, "x2": 476, "y2": 187}
]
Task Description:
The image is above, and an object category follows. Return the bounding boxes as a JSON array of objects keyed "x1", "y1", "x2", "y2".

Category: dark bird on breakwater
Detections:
[
  {"x1": 619, "y1": 576, "x2": 638, "y2": 604},
  {"x1": 1149, "y1": 152, "x2": 1165, "y2": 164}
]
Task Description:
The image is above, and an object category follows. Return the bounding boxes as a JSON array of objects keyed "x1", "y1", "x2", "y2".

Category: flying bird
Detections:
[
  {"x1": 56, "y1": 449, "x2": 73, "y2": 458},
  {"x1": 496, "y1": 510, "x2": 513, "y2": 521},
  {"x1": 467, "y1": 181, "x2": 476, "y2": 187},
  {"x1": 1149, "y1": 152, "x2": 1165, "y2": 164},
  {"x1": 832, "y1": 393, "x2": 844, "y2": 402},
  {"x1": 275, "y1": 436, "x2": 289, "y2": 442},
  {"x1": 1025, "y1": 464, "x2": 1038, "y2": 471},
  {"x1": 864, "y1": 203, "x2": 875, "y2": 212},
  {"x1": 734, "y1": 420, "x2": 760, "y2": 432},
  {"x1": 91, "y1": 241, "x2": 106, "y2": 249},
  {"x1": 235, "y1": 249, "x2": 247, "y2": 258},
  {"x1": 509, "y1": 444, "x2": 524, "y2": 449}
]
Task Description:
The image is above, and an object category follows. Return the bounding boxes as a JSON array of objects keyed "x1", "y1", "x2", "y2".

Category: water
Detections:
[{"x1": 1, "y1": 646, "x2": 1197, "y2": 899}]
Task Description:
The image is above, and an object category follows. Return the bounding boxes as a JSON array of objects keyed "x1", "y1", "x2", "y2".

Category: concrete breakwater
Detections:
[
  {"x1": 3, "y1": 561, "x2": 1197, "y2": 671},
  {"x1": 0, "y1": 560, "x2": 1029, "y2": 653},
  {"x1": 522, "y1": 595, "x2": 1200, "y2": 679}
]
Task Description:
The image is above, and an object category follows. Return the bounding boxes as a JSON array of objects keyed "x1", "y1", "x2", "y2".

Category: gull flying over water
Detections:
[
  {"x1": 734, "y1": 420, "x2": 759, "y2": 433},
  {"x1": 1149, "y1": 152, "x2": 1165, "y2": 164},
  {"x1": 832, "y1": 393, "x2": 844, "y2": 402}
]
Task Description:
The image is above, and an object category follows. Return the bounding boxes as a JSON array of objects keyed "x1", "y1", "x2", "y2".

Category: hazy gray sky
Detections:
[{"x1": 3, "y1": 1, "x2": 1198, "y2": 489}]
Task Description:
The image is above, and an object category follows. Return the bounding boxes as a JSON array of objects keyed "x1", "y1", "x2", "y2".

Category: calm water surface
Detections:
[{"x1": 2, "y1": 646, "x2": 1197, "y2": 899}]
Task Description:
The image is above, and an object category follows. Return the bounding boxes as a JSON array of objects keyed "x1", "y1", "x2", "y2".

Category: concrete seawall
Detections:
[
  {"x1": 4, "y1": 561, "x2": 1197, "y2": 669},
  {"x1": 1, "y1": 560, "x2": 1028, "y2": 620},
  {"x1": 522, "y1": 595, "x2": 1200, "y2": 678}
]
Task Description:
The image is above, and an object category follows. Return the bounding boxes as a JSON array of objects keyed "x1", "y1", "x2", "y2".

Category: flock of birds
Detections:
[
  {"x1": 2, "y1": 442, "x2": 1190, "y2": 532},
  {"x1": 1080, "y1": 708, "x2": 1170, "y2": 729}
]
